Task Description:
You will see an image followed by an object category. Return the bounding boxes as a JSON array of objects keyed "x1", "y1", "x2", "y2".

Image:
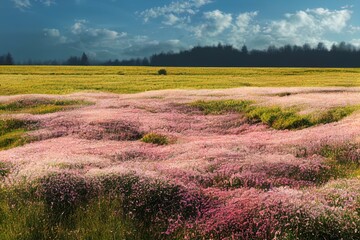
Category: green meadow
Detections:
[{"x1": 0, "y1": 66, "x2": 360, "y2": 95}]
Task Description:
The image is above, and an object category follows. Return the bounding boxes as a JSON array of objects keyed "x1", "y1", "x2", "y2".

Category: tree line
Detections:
[
  {"x1": 148, "y1": 42, "x2": 360, "y2": 67},
  {"x1": 2, "y1": 42, "x2": 360, "y2": 67}
]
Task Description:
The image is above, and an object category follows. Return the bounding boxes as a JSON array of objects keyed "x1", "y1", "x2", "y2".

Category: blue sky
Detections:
[{"x1": 1, "y1": 0, "x2": 360, "y2": 61}]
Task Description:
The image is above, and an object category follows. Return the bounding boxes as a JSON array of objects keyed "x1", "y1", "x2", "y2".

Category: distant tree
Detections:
[
  {"x1": 66, "y1": 56, "x2": 80, "y2": 65},
  {"x1": 5, "y1": 53, "x2": 14, "y2": 65},
  {"x1": 80, "y1": 52, "x2": 89, "y2": 65},
  {"x1": 302, "y1": 43, "x2": 311, "y2": 52},
  {"x1": 267, "y1": 45, "x2": 277, "y2": 53},
  {"x1": 142, "y1": 57, "x2": 150, "y2": 66},
  {"x1": 241, "y1": 45, "x2": 248, "y2": 55},
  {"x1": 316, "y1": 42, "x2": 327, "y2": 51},
  {"x1": 0, "y1": 53, "x2": 14, "y2": 65}
]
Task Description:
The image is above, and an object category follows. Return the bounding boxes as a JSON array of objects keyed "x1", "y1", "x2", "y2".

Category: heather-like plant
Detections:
[
  {"x1": 78, "y1": 120, "x2": 143, "y2": 141},
  {"x1": 37, "y1": 172, "x2": 92, "y2": 216},
  {"x1": 320, "y1": 143, "x2": 360, "y2": 165},
  {"x1": 141, "y1": 132, "x2": 169, "y2": 145},
  {"x1": 97, "y1": 174, "x2": 212, "y2": 233}
]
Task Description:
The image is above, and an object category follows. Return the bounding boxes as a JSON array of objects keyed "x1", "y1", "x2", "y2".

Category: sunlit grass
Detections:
[
  {"x1": 0, "y1": 100, "x2": 91, "y2": 151},
  {"x1": 141, "y1": 133, "x2": 169, "y2": 145},
  {"x1": 0, "y1": 66, "x2": 360, "y2": 95},
  {"x1": 190, "y1": 100, "x2": 360, "y2": 130},
  {"x1": 0, "y1": 99, "x2": 91, "y2": 115}
]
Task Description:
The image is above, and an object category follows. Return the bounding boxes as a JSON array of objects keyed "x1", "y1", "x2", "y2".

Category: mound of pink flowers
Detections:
[{"x1": 1, "y1": 87, "x2": 360, "y2": 238}]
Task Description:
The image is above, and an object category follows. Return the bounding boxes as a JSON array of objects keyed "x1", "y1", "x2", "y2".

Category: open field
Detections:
[
  {"x1": 0, "y1": 84, "x2": 360, "y2": 239},
  {"x1": 1, "y1": 66, "x2": 360, "y2": 95}
]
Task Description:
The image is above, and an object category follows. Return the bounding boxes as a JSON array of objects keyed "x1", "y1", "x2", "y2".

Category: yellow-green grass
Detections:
[
  {"x1": 0, "y1": 99, "x2": 91, "y2": 115},
  {"x1": 190, "y1": 100, "x2": 360, "y2": 130},
  {"x1": 0, "y1": 100, "x2": 91, "y2": 150},
  {"x1": 0, "y1": 119, "x2": 30, "y2": 150},
  {"x1": 1, "y1": 66, "x2": 360, "y2": 95}
]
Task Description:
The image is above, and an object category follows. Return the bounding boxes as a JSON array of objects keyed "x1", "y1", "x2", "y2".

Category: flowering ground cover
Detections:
[{"x1": 0, "y1": 87, "x2": 360, "y2": 239}]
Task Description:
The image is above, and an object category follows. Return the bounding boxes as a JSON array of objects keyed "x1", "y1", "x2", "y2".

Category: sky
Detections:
[{"x1": 1, "y1": 0, "x2": 360, "y2": 61}]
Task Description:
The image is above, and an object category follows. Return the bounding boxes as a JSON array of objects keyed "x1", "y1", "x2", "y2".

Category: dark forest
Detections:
[{"x1": 2, "y1": 42, "x2": 360, "y2": 67}]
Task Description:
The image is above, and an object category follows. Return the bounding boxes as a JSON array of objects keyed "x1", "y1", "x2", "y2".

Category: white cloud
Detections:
[
  {"x1": 38, "y1": 0, "x2": 56, "y2": 6},
  {"x1": 193, "y1": 10, "x2": 232, "y2": 37},
  {"x1": 43, "y1": 28, "x2": 67, "y2": 43},
  {"x1": 184, "y1": 7, "x2": 353, "y2": 50},
  {"x1": 162, "y1": 14, "x2": 181, "y2": 26},
  {"x1": 70, "y1": 20, "x2": 127, "y2": 43},
  {"x1": 348, "y1": 25, "x2": 360, "y2": 34},
  {"x1": 12, "y1": 0, "x2": 55, "y2": 9},
  {"x1": 43, "y1": 20, "x2": 184, "y2": 60},
  {"x1": 44, "y1": 28, "x2": 60, "y2": 37},
  {"x1": 235, "y1": 11, "x2": 259, "y2": 33},
  {"x1": 263, "y1": 8, "x2": 352, "y2": 47},
  {"x1": 42, "y1": 7, "x2": 355, "y2": 60},
  {"x1": 139, "y1": 0, "x2": 212, "y2": 23},
  {"x1": 12, "y1": 0, "x2": 31, "y2": 9},
  {"x1": 228, "y1": 11, "x2": 260, "y2": 46},
  {"x1": 350, "y1": 39, "x2": 360, "y2": 47}
]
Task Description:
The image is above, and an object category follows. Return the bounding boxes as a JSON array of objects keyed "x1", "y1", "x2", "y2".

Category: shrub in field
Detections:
[
  {"x1": 141, "y1": 132, "x2": 169, "y2": 145},
  {"x1": 158, "y1": 69, "x2": 167, "y2": 75}
]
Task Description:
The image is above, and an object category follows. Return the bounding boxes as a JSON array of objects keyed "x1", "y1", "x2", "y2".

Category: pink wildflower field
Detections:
[{"x1": 1, "y1": 87, "x2": 360, "y2": 239}]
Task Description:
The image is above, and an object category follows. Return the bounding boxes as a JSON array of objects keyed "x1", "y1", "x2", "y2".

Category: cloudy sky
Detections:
[{"x1": 2, "y1": 0, "x2": 360, "y2": 61}]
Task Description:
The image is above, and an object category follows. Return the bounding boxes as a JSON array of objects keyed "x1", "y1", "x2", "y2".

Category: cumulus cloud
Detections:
[
  {"x1": 70, "y1": 19, "x2": 127, "y2": 45},
  {"x1": 38, "y1": 0, "x2": 55, "y2": 6},
  {"x1": 186, "y1": 7, "x2": 352, "y2": 49},
  {"x1": 263, "y1": 8, "x2": 352, "y2": 47},
  {"x1": 12, "y1": 0, "x2": 31, "y2": 9},
  {"x1": 12, "y1": 0, "x2": 55, "y2": 9},
  {"x1": 235, "y1": 11, "x2": 259, "y2": 34},
  {"x1": 42, "y1": 7, "x2": 355, "y2": 60},
  {"x1": 43, "y1": 28, "x2": 67, "y2": 43},
  {"x1": 198, "y1": 10, "x2": 232, "y2": 37},
  {"x1": 162, "y1": 14, "x2": 191, "y2": 26},
  {"x1": 43, "y1": 19, "x2": 184, "y2": 60},
  {"x1": 139, "y1": 0, "x2": 212, "y2": 23},
  {"x1": 228, "y1": 11, "x2": 260, "y2": 46}
]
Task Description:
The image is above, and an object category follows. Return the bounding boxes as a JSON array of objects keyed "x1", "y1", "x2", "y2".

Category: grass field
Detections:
[
  {"x1": 0, "y1": 67, "x2": 360, "y2": 239},
  {"x1": 1, "y1": 66, "x2": 360, "y2": 95}
]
